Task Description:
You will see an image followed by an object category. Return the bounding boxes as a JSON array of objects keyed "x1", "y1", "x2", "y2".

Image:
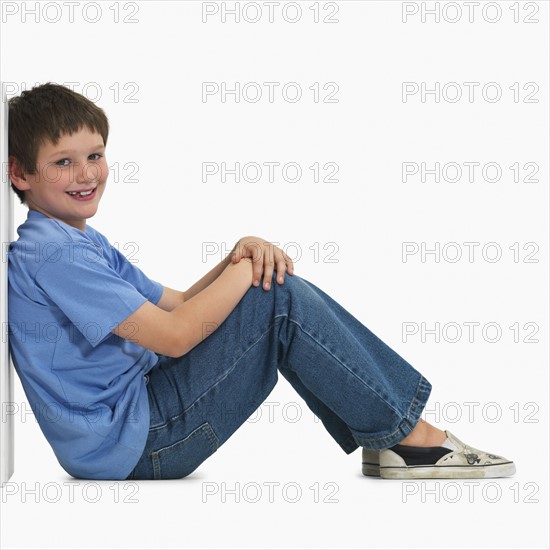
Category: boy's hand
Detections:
[{"x1": 231, "y1": 235, "x2": 294, "y2": 290}]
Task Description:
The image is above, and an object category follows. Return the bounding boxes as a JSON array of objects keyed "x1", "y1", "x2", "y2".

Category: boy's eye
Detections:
[{"x1": 55, "y1": 153, "x2": 103, "y2": 166}]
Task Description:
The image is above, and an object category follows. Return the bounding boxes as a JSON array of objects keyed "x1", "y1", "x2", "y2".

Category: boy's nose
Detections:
[{"x1": 73, "y1": 162, "x2": 104, "y2": 183}]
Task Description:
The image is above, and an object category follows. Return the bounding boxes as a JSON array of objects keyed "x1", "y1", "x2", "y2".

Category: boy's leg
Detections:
[{"x1": 127, "y1": 271, "x2": 431, "y2": 480}]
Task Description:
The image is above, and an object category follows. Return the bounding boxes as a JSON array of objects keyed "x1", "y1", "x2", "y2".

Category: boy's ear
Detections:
[{"x1": 8, "y1": 155, "x2": 31, "y2": 191}]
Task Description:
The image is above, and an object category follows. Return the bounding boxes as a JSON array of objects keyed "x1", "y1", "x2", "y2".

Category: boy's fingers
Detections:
[
  {"x1": 253, "y1": 257, "x2": 263, "y2": 287},
  {"x1": 276, "y1": 259, "x2": 286, "y2": 283},
  {"x1": 263, "y1": 263, "x2": 274, "y2": 290},
  {"x1": 283, "y1": 252, "x2": 294, "y2": 274},
  {"x1": 232, "y1": 245, "x2": 240, "y2": 262}
]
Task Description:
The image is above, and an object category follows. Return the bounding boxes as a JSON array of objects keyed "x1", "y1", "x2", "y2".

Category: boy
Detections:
[{"x1": 7, "y1": 83, "x2": 516, "y2": 480}]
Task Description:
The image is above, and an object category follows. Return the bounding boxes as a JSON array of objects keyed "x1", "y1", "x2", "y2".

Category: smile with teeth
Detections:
[{"x1": 67, "y1": 188, "x2": 95, "y2": 196}]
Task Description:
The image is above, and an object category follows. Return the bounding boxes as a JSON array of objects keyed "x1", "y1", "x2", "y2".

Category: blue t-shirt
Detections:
[{"x1": 7, "y1": 209, "x2": 163, "y2": 479}]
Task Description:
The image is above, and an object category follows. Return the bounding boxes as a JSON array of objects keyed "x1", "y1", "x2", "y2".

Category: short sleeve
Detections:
[
  {"x1": 108, "y1": 244, "x2": 163, "y2": 305},
  {"x1": 34, "y1": 242, "x2": 160, "y2": 349}
]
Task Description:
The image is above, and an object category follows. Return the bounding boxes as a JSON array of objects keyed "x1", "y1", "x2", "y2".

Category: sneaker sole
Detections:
[
  {"x1": 379, "y1": 461, "x2": 516, "y2": 479},
  {"x1": 362, "y1": 462, "x2": 381, "y2": 477}
]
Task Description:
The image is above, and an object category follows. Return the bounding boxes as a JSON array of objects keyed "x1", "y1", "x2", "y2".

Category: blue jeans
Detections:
[{"x1": 125, "y1": 271, "x2": 432, "y2": 480}]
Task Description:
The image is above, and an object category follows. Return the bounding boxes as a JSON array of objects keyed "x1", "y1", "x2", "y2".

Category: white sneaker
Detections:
[
  {"x1": 376, "y1": 430, "x2": 516, "y2": 479},
  {"x1": 362, "y1": 449, "x2": 381, "y2": 477}
]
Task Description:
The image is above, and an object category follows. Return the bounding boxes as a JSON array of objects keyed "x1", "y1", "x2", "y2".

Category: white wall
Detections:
[
  {"x1": 0, "y1": 2, "x2": 548, "y2": 549},
  {"x1": 1, "y1": 85, "x2": 15, "y2": 485}
]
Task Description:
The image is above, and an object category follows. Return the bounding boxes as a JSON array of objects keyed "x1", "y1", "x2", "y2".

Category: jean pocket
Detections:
[{"x1": 150, "y1": 422, "x2": 219, "y2": 480}]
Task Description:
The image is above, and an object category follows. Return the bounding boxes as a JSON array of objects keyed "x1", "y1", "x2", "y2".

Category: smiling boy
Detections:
[
  {"x1": 19, "y1": 127, "x2": 107, "y2": 229},
  {"x1": 7, "y1": 83, "x2": 285, "y2": 479},
  {"x1": 7, "y1": 83, "x2": 516, "y2": 481}
]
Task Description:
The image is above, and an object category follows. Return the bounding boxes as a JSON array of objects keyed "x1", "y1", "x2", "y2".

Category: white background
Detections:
[{"x1": 1, "y1": 1, "x2": 548, "y2": 549}]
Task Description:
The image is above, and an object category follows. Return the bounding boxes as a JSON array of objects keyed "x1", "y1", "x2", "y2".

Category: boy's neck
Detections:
[{"x1": 29, "y1": 207, "x2": 87, "y2": 233}]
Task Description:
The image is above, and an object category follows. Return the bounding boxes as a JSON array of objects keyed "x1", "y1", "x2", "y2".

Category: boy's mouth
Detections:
[{"x1": 66, "y1": 187, "x2": 97, "y2": 201}]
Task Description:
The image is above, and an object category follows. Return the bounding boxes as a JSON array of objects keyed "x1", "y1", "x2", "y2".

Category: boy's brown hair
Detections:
[{"x1": 8, "y1": 82, "x2": 110, "y2": 205}]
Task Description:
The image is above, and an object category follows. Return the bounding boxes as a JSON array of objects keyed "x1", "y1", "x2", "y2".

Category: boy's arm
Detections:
[
  {"x1": 183, "y1": 253, "x2": 233, "y2": 302},
  {"x1": 156, "y1": 253, "x2": 233, "y2": 312},
  {"x1": 156, "y1": 286, "x2": 185, "y2": 311},
  {"x1": 112, "y1": 257, "x2": 254, "y2": 357}
]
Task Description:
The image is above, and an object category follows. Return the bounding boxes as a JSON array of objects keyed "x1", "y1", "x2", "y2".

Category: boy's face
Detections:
[{"x1": 22, "y1": 126, "x2": 108, "y2": 232}]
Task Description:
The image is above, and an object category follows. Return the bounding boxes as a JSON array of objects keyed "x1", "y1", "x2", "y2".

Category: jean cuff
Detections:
[{"x1": 351, "y1": 374, "x2": 433, "y2": 450}]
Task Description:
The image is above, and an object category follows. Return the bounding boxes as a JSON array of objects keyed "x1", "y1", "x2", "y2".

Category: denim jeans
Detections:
[{"x1": 125, "y1": 271, "x2": 432, "y2": 480}]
